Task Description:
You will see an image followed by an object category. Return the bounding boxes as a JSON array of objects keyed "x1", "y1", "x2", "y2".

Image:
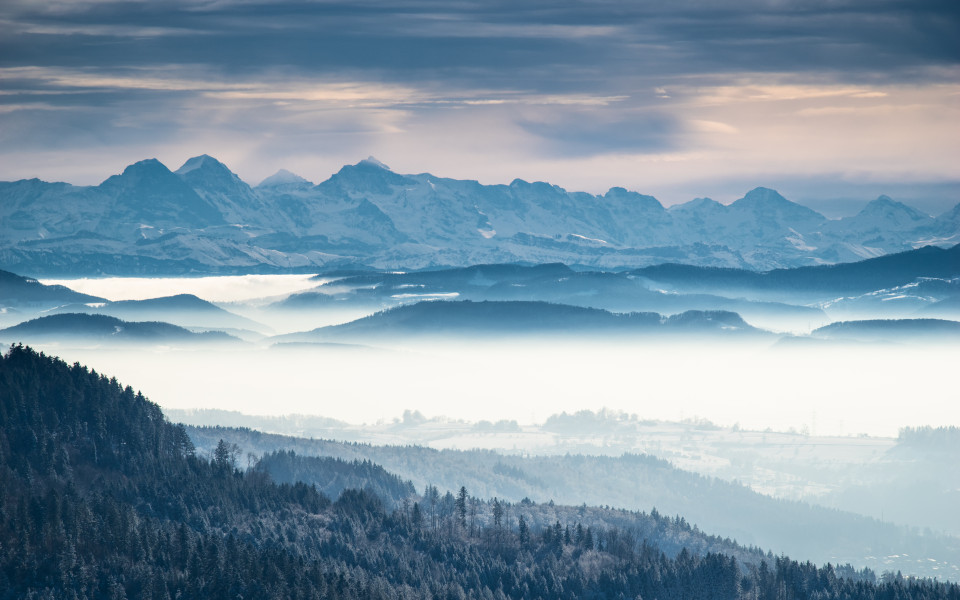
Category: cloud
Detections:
[
  {"x1": 0, "y1": 0, "x2": 957, "y2": 199},
  {"x1": 689, "y1": 120, "x2": 738, "y2": 134},
  {"x1": 0, "y1": 18, "x2": 203, "y2": 37},
  {"x1": 0, "y1": 66, "x2": 249, "y2": 93},
  {"x1": 687, "y1": 81, "x2": 905, "y2": 106},
  {"x1": 3, "y1": 0, "x2": 956, "y2": 84}
]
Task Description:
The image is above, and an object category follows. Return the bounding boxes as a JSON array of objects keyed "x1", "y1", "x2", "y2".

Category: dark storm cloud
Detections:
[
  {"x1": 520, "y1": 110, "x2": 681, "y2": 156},
  {"x1": 1, "y1": 0, "x2": 957, "y2": 191},
  {"x1": 2, "y1": 0, "x2": 957, "y2": 85}
]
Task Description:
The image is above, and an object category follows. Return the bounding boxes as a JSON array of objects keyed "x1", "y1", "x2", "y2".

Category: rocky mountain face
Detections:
[{"x1": 1, "y1": 155, "x2": 956, "y2": 275}]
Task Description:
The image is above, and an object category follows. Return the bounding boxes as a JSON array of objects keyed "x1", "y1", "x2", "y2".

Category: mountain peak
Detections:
[
  {"x1": 862, "y1": 194, "x2": 905, "y2": 211},
  {"x1": 97, "y1": 157, "x2": 226, "y2": 228},
  {"x1": 122, "y1": 158, "x2": 170, "y2": 176},
  {"x1": 320, "y1": 156, "x2": 411, "y2": 193},
  {"x1": 731, "y1": 187, "x2": 826, "y2": 222},
  {"x1": 739, "y1": 187, "x2": 789, "y2": 204},
  {"x1": 257, "y1": 169, "x2": 312, "y2": 188},
  {"x1": 359, "y1": 156, "x2": 391, "y2": 171},
  {"x1": 669, "y1": 197, "x2": 725, "y2": 212},
  {"x1": 856, "y1": 194, "x2": 930, "y2": 222},
  {"x1": 174, "y1": 154, "x2": 251, "y2": 194},
  {"x1": 175, "y1": 154, "x2": 228, "y2": 176},
  {"x1": 100, "y1": 158, "x2": 177, "y2": 187},
  {"x1": 603, "y1": 187, "x2": 665, "y2": 211}
]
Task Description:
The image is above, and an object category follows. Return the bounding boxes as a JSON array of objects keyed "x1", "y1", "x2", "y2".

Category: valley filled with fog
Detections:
[
  {"x1": 34, "y1": 332, "x2": 954, "y2": 438},
  {"x1": 18, "y1": 271, "x2": 957, "y2": 437}
]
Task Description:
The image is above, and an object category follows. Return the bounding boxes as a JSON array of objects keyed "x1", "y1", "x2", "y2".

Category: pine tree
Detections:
[
  {"x1": 456, "y1": 486, "x2": 468, "y2": 531},
  {"x1": 518, "y1": 516, "x2": 530, "y2": 549}
]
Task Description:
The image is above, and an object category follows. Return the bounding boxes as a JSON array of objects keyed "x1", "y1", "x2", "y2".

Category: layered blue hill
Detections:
[
  {"x1": 275, "y1": 300, "x2": 760, "y2": 342},
  {"x1": 0, "y1": 313, "x2": 238, "y2": 344}
]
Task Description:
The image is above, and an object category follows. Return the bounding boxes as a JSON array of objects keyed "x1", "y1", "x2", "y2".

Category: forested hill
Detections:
[
  {"x1": 2, "y1": 346, "x2": 959, "y2": 599},
  {"x1": 255, "y1": 450, "x2": 417, "y2": 510},
  {"x1": 185, "y1": 424, "x2": 960, "y2": 578}
]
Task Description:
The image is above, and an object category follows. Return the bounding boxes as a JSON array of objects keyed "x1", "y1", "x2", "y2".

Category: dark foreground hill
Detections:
[{"x1": 2, "y1": 345, "x2": 957, "y2": 599}]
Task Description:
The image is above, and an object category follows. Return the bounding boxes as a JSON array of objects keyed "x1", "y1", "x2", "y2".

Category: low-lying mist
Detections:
[
  {"x1": 20, "y1": 273, "x2": 957, "y2": 438},
  {"x1": 24, "y1": 337, "x2": 955, "y2": 438}
]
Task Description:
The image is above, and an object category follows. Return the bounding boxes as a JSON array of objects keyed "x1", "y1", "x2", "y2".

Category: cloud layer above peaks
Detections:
[{"x1": 1, "y1": 0, "x2": 958, "y2": 207}]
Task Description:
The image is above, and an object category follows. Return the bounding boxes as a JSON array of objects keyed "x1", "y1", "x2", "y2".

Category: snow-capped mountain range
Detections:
[{"x1": 1, "y1": 155, "x2": 957, "y2": 275}]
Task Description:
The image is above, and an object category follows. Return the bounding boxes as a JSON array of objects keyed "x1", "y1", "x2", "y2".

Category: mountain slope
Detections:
[
  {"x1": 187, "y1": 424, "x2": 960, "y2": 580},
  {"x1": 97, "y1": 158, "x2": 225, "y2": 237},
  {"x1": 175, "y1": 154, "x2": 277, "y2": 228},
  {"x1": 255, "y1": 450, "x2": 417, "y2": 509}
]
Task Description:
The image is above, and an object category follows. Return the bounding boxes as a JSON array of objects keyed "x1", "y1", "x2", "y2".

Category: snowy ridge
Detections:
[{"x1": 0, "y1": 154, "x2": 957, "y2": 275}]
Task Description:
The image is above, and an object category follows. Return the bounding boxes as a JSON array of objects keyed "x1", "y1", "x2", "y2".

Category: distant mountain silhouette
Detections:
[
  {"x1": 54, "y1": 293, "x2": 267, "y2": 332},
  {"x1": 811, "y1": 318, "x2": 960, "y2": 342},
  {"x1": 280, "y1": 262, "x2": 826, "y2": 329},
  {"x1": 633, "y1": 244, "x2": 960, "y2": 299},
  {"x1": 3, "y1": 155, "x2": 957, "y2": 275},
  {"x1": 276, "y1": 300, "x2": 760, "y2": 342},
  {"x1": 0, "y1": 269, "x2": 104, "y2": 306},
  {"x1": 0, "y1": 312, "x2": 238, "y2": 343}
]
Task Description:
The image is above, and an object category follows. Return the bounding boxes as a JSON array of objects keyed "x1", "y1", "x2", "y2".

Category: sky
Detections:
[{"x1": 1, "y1": 0, "x2": 958, "y2": 211}]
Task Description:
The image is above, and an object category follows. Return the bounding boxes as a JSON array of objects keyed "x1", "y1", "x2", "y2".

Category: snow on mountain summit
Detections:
[
  {"x1": 732, "y1": 187, "x2": 826, "y2": 222},
  {"x1": 856, "y1": 195, "x2": 931, "y2": 222},
  {"x1": 319, "y1": 156, "x2": 413, "y2": 196},
  {"x1": 257, "y1": 169, "x2": 312, "y2": 188},
  {"x1": 359, "y1": 156, "x2": 391, "y2": 170},
  {"x1": 2, "y1": 154, "x2": 957, "y2": 274},
  {"x1": 174, "y1": 154, "x2": 223, "y2": 175},
  {"x1": 175, "y1": 155, "x2": 247, "y2": 188},
  {"x1": 736, "y1": 187, "x2": 798, "y2": 209},
  {"x1": 171, "y1": 155, "x2": 277, "y2": 227},
  {"x1": 100, "y1": 158, "x2": 170, "y2": 185}
]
